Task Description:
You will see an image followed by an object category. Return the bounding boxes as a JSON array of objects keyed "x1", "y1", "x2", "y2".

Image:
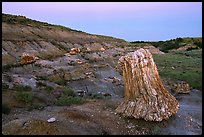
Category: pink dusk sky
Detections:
[{"x1": 2, "y1": 2, "x2": 202, "y2": 41}]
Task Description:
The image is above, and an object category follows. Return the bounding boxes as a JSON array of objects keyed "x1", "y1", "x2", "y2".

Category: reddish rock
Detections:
[
  {"x1": 76, "y1": 59, "x2": 83, "y2": 64},
  {"x1": 143, "y1": 45, "x2": 165, "y2": 54},
  {"x1": 100, "y1": 47, "x2": 106, "y2": 51},
  {"x1": 20, "y1": 53, "x2": 36, "y2": 65},
  {"x1": 173, "y1": 81, "x2": 191, "y2": 94},
  {"x1": 70, "y1": 48, "x2": 80, "y2": 55}
]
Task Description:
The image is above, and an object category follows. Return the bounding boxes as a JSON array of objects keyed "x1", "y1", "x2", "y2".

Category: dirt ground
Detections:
[{"x1": 2, "y1": 89, "x2": 202, "y2": 135}]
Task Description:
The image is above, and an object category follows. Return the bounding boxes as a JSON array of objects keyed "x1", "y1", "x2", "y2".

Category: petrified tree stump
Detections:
[{"x1": 116, "y1": 48, "x2": 179, "y2": 121}]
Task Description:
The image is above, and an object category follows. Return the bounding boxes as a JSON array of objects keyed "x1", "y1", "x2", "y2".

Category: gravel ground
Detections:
[{"x1": 2, "y1": 89, "x2": 202, "y2": 135}]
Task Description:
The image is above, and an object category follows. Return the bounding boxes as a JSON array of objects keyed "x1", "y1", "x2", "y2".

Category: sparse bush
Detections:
[
  {"x1": 36, "y1": 81, "x2": 47, "y2": 87},
  {"x1": 36, "y1": 76, "x2": 48, "y2": 81},
  {"x1": 2, "y1": 83, "x2": 9, "y2": 90},
  {"x1": 194, "y1": 41, "x2": 202, "y2": 48},
  {"x1": 151, "y1": 126, "x2": 161, "y2": 135},
  {"x1": 53, "y1": 68, "x2": 68, "y2": 85},
  {"x1": 45, "y1": 86, "x2": 54, "y2": 93},
  {"x1": 55, "y1": 86, "x2": 84, "y2": 106},
  {"x1": 56, "y1": 95, "x2": 83, "y2": 106},
  {"x1": 27, "y1": 103, "x2": 45, "y2": 111},
  {"x1": 2, "y1": 63, "x2": 24, "y2": 72},
  {"x1": 15, "y1": 91, "x2": 33, "y2": 104},
  {"x1": 67, "y1": 60, "x2": 76, "y2": 66},
  {"x1": 89, "y1": 93, "x2": 104, "y2": 99},
  {"x1": 34, "y1": 63, "x2": 42, "y2": 68},
  {"x1": 2, "y1": 103, "x2": 11, "y2": 114},
  {"x1": 63, "y1": 86, "x2": 75, "y2": 97},
  {"x1": 119, "y1": 45, "x2": 125, "y2": 48},
  {"x1": 13, "y1": 84, "x2": 32, "y2": 92},
  {"x1": 55, "y1": 79, "x2": 67, "y2": 86},
  {"x1": 37, "y1": 81, "x2": 54, "y2": 93}
]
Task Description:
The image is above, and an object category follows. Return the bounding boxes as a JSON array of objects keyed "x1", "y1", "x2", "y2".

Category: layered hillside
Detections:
[{"x1": 2, "y1": 13, "x2": 128, "y2": 65}]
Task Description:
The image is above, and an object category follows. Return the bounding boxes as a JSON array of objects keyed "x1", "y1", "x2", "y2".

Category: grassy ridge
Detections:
[
  {"x1": 2, "y1": 13, "x2": 127, "y2": 43},
  {"x1": 131, "y1": 37, "x2": 202, "y2": 52},
  {"x1": 153, "y1": 49, "x2": 202, "y2": 90},
  {"x1": 2, "y1": 13, "x2": 84, "y2": 32}
]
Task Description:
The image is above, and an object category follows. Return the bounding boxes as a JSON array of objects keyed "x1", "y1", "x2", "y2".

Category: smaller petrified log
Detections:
[
  {"x1": 116, "y1": 48, "x2": 179, "y2": 121},
  {"x1": 20, "y1": 53, "x2": 36, "y2": 65},
  {"x1": 70, "y1": 48, "x2": 80, "y2": 55},
  {"x1": 173, "y1": 81, "x2": 191, "y2": 94}
]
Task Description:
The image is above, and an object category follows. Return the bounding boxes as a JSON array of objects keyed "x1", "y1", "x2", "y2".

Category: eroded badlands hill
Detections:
[{"x1": 2, "y1": 13, "x2": 128, "y2": 66}]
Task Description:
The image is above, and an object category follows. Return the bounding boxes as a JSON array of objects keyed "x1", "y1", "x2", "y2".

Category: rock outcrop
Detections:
[
  {"x1": 116, "y1": 48, "x2": 179, "y2": 121},
  {"x1": 143, "y1": 45, "x2": 165, "y2": 54},
  {"x1": 69, "y1": 48, "x2": 80, "y2": 55},
  {"x1": 2, "y1": 13, "x2": 128, "y2": 66},
  {"x1": 20, "y1": 53, "x2": 38, "y2": 65},
  {"x1": 171, "y1": 43, "x2": 199, "y2": 51}
]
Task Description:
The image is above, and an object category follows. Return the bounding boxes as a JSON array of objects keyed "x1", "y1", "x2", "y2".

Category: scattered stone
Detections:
[
  {"x1": 69, "y1": 48, "x2": 80, "y2": 55},
  {"x1": 173, "y1": 81, "x2": 191, "y2": 94},
  {"x1": 100, "y1": 47, "x2": 106, "y2": 51},
  {"x1": 77, "y1": 90, "x2": 87, "y2": 97},
  {"x1": 108, "y1": 76, "x2": 122, "y2": 86},
  {"x1": 97, "y1": 92, "x2": 112, "y2": 97},
  {"x1": 64, "y1": 53, "x2": 71, "y2": 57},
  {"x1": 12, "y1": 75, "x2": 37, "y2": 89},
  {"x1": 171, "y1": 43, "x2": 200, "y2": 51},
  {"x1": 127, "y1": 123, "x2": 135, "y2": 129},
  {"x1": 47, "y1": 117, "x2": 56, "y2": 123},
  {"x1": 101, "y1": 92, "x2": 112, "y2": 97},
  {"x1": 75, "y1": 59, "x2": 83, "y2": 64},
  {"x1": 85, "y1": 72, "x2": 95, "y2": 78}
]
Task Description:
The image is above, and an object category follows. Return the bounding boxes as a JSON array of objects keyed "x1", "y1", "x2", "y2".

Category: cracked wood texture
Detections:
[{"x1": 116, "y1": 48, "x2": 179, "y2": 121}]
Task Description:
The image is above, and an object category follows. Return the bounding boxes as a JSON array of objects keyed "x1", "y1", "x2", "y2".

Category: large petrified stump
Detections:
[{"x1": 116, "y1": 48, "x2": 179, "y2": 121}]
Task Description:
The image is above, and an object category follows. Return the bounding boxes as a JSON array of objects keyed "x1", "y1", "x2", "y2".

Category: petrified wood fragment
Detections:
[
  {"x1": 116, "y1": 48, "x2": 179, "y2": 121},
  {"x1": 20, "y1": 53, "x2": 36, "y2": 65}
]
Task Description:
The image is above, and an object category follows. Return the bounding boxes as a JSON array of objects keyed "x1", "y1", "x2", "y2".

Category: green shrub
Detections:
[
  {"x1": 2, "y1": 64, "x2": 14, "y2": 72},
  {"x1": 2, "y1": 63, "x2": 24, "y2": 72},
  {"x1": 151, "y1": 125, "x2": 162, "y2": 135},
  {"x1": 56, "y1": 95, "x2": 83, "y2": 106},
  {"x1": 119, "y1": 45, "x2": 125, "y2": 48},
  {"x1": 194, "y1": 41, "x2": 202, "y2": 48},
  {"x1": 2, "y1": 103, "x2": 11, "y2": 114},
  {"x1": 27, "y1": 103, "x2": 45, "y2": 111},
  {"x1": 36, "y1": 81, "x2": 47, "y2": 87},
  {"x1": 45, "y1": 86, "x2": 54, "y2": 93},
  {"x1": 13, "y1": 84, "x2": 32, "y2": 92},
  {"x1": 92, "y1": 94, "x2": 103, "y2": 99},
  {"x1": 55, "y1": 79, "x2": 67, "y2": 85},
  {"x1": 15, "y1": 91, "x2": 33, "y2": 104},
  {"x1": 63, "y1": 86, "x2": 75, "y2": 97},
  {"x1": 2, "y1": 83, "x2": 9, "y2": 90},
  {"x1": 36, "y1": 76, "x2": 48, "y2": 81},
  {"x1": 36, "y1": 82, "x2": 54, "y2": 93}
]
